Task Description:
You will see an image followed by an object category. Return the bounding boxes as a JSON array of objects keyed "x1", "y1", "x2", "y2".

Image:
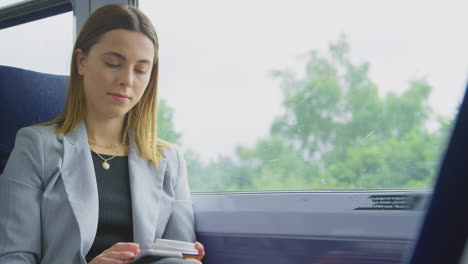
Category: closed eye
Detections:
[
  {"x1": 135, "y1": 69, "x2": 147, "y2": 75},
  {"x1": 105, "y1": 62, "x2": 120, "y2": 68}
]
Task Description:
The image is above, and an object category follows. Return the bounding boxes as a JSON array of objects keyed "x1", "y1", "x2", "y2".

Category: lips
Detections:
[
  {"x1": 110, "y1": 92, "x2": 130, "y2": 98},
  {"x1": 109, "y1": 92, "x2": 131, "y2": 102}
]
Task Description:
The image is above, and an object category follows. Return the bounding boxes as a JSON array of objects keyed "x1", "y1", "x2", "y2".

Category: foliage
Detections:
[
  {"x1": 158, "y1": 36, "x2": 453, "y2": 192},
  {"x1": 157, "y1": 99, "x2": 182, "y2": 144}
]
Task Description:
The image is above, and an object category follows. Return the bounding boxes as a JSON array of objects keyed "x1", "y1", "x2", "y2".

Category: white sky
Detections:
[{"x1": 1, "y1": 0, "x2": 467, "y2": 161}]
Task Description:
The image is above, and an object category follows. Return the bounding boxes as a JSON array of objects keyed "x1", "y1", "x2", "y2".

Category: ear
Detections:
[{"x1": 75, "y1": 49, "x2": 87, "y2": 75}]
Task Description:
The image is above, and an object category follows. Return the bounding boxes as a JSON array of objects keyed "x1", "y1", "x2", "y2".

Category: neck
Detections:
[{"x1": 84, "y1": 114, "x2": 127, "y2": 145}]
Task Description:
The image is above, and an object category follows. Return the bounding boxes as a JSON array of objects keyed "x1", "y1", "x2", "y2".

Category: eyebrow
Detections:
[{"x1": 102, "y1": 51, "x2": 152, "y2": 64}]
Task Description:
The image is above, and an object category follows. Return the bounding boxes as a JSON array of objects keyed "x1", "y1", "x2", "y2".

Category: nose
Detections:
[{"x1": 119, "y1": 67, "x2": 134, "y2": 88}]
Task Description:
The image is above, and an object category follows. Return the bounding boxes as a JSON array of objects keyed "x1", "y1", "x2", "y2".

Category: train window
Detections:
[
  {"x1": 0, "y1": 11, "x2": 72, "y2": 75},
  {"x1": 141, "y1": 0, "x2": 467, "y2": 192},
  {"x1": 0, "y1": 0, "x2": 29, "y2": 8}
]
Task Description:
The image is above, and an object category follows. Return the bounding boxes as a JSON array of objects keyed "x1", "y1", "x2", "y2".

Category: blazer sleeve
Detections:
[
  {"x1": 162, "y1": 147, "x2": 196, "y2": 243},
  {"x1": 0, "y1": 127, "x2": 44, "y2": 263}
]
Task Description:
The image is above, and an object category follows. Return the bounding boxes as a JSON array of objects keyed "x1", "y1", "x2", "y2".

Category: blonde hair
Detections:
[{"x1": 40, "y1": 4, "x2": 171, "y2": 166}]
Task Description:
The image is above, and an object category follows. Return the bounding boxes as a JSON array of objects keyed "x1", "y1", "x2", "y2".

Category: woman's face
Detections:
[{"x1": 76, "y1": 29, "x2": 155, "y2": 120}]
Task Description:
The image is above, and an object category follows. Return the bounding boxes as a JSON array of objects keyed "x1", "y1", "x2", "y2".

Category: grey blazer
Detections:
[{"x1": 0, "y1": 121, "x2": 196, "y2": 264}]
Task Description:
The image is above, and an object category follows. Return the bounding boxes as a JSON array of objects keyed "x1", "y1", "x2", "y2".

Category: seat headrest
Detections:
[{"x1": 0, "y1": 65, "x2": 68, "y2": 172}]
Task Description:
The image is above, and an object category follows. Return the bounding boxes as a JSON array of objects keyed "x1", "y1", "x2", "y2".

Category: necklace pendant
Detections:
[{"x1": 102, "y1": 161, "x2": 110, "y2": 170}]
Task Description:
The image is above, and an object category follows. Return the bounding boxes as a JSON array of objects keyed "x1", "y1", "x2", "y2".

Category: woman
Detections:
[{"x1": 0, "y1": 4, "x2": 205, "y2": 264}]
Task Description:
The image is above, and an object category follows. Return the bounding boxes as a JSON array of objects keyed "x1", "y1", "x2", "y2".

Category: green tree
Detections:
[
  {"x1": 213, "y1": 35, "x2": 451, "y2": 190},
  {"x1": 157, "y1": 99, "x2": 182, "y2": 143},
  {"x1": 162, "y1": 35, "x2": 454, "y2": 192}
]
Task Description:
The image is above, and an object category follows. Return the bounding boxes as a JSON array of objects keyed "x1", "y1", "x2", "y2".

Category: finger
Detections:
[
  {"x1": 195, "y1": 242, "x2": 205, "y2": 252},
  {"x1": 183, "y1": 254, "x2": 198, "y2": 259},
  {"x1": 101, "y1": 251, "x2": 136, "y2": 261},
  {"x1": 98, "y1": 256, "x2": 134, "y2": 264},
  {"x1": 194, "y1": 242, "x2": 205, "y2": 259},
  {"x1": 104, "y1": 243, "x2": 140, "y2": 254}
]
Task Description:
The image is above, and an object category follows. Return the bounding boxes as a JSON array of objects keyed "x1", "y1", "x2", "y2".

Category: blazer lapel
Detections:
[
  {"x1": 61, "y1": 120, "x2": 99, "y2": 257},
  {"x1": 128, "y1": 137, "x2": 167, "y2": 249}
]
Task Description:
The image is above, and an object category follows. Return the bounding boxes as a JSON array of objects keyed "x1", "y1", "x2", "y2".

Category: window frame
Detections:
[{"x1": 0, "y1": 0, "x2": 72, "y2": 29}]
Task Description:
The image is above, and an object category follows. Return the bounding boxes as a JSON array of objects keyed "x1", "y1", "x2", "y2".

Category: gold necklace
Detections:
[
  {"x1": 88, "y1": 138, "x2": 127, "y2": 169},
  {"x1": 88, "y1": 140, "x2": 127, "y2": 149},
  {"x1": 93, "y1": 151, "x2": 119, "y2": 170}
]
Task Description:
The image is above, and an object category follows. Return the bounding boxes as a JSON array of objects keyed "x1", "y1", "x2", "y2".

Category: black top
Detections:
[{"x1": 86, "y1": 152, "x2": 133, "y2": 262}]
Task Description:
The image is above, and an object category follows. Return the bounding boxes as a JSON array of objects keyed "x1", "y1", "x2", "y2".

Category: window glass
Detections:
[
  {"x1": 140, "y1": 0, "x2": 468, "y2": 192},
  {"x1": 0, "y1": 11, "x2": 73, "y2": 75},
  {"x1": 0, "y1": 0, "x2": 30, "y2": 9}
]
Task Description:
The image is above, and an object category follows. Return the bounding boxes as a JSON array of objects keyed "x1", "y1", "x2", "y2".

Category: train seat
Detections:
[{"x1": 0, "y1": 65, "x2": 67, "y2": 173}]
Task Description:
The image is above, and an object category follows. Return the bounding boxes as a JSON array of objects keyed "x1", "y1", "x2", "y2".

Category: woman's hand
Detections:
[
  {"x1": 183, "y1": 241, "x2": 205, "y2": 264},
  {"x1": 88, "y1": 242, "x2": 140, "y2": 264}
]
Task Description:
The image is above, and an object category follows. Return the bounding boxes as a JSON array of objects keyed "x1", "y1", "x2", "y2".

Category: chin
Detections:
[{"x1": 102, "y1": 108, "x2": 131, "y2": 120}]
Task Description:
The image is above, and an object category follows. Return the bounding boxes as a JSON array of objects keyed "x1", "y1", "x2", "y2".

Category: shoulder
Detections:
[
  {"x1": 6, "y1": 125, "x2": 62, "y2": 186},
  {"x1": 158, "y1": 142, "x2": 187, "y2": 176},
  {"x1": 160, "y1": 142, "x2": 184, "y2": 164},
  {"x1": 17, "y1": 125, "x2": 59, "y2": 139},
  {"x1": 15, "y1": 124, "x2": 64, "y2": 151},
  {"x1": 17, "y1": 124, "x2": 59, "y2": 138}
]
